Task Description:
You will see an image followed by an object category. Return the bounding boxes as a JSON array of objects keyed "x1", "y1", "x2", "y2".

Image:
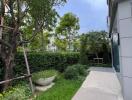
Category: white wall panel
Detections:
[
  {"x1": 120, "y1": 38, "x2": 132, "y2": 57},
  {"x1": 118, "y1": 1, "x2": 131, "y2": 20},
  {"x1": 122, "y1": 77, "x2": 132, "y2": 100},
  {"x1": 121, "y1": 57, "x2": 132, "y2": 77},
  {"x1": 119, "y1": 18, "x2": 132, "y2": 38}
]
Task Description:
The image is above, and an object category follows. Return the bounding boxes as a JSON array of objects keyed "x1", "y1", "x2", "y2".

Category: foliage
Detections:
[
  {"x1": 28, "y1": 0, "x2": 66, "y2": 29},
  {"x1": 0, "y1": 93, "x2": 3, "y2": 100},
  {"x1": 64, "y1": 64, "x2": 87, "y2": 80},
  {"x1": 64, "y1": 66, "x2": 79, "y2": 80},
  {"x1": 54, "y1": 38, "x2": 68, "y2": 51},
  {"x1": 21, "y1": 0, "x2": 67, "y2": 52},
  {"x1": 0, "y1": 0, "x2": 67, "y2": 90},
  {"x1": 34, "y1": 74, "x2": 83, "y2": 100},
  {"x1": 73, "y1": 64, "x2": 87, "y2": 75},
  {"x1": 73, "y1": 37, "x2": 81, "y2": 52},
  {"x1": 86, "y1": 31, "x2": 110, "y2": 57},
  {"x1": 1, "y1": 83, "x2": 31, "y2": 100},
  {"x1": 13, "y1": 52, "x2": 80, "y2": 76},
  {"x1": 32, "y1": 70, "x2": 58, "y2": 82},
  {"x1": 80, "y1": 31, "x2": 111, "y2": 64},
  {"x1": 80, "y1": 34, "x2": 89, "y2": 65},
  {"x1": 55, "y1": 12, "x2": 80, "y2": 51},
  {"x1": 0, "y1": 52, "x2": 79, "y2": 79}
]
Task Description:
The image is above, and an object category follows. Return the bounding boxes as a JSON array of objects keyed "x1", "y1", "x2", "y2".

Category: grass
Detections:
[{"x1": 34, "y1": 74, "x2": 83, "y2": 100}]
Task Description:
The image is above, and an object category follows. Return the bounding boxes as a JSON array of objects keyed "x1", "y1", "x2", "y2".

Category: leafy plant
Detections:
[
  {"x1": 73, "y1": 64, "x2": 87, "y2": 76},
  {"x1": 80, "y1": 35, "x2": 88, "y2": 65},
  {"x1": 2, "y1": 83, "x2": 31, "y2": 100},
  {"x1": 64, "y1": 64, "x2": 87, "y2": 80},
  {"x1": 0, "y1": 93, "x2": 3, "y2": 100},
  {"x1": 32, "y1": 70, "x2": 58, "y2": 82},
  {"x1": 64, "y1": 66, "x2": 79, "y2": 80},
  {"x1": 13, "y1": 52, "x2": 80, "y2": 75}
]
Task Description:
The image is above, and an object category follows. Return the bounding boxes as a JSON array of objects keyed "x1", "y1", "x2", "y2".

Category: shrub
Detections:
[
  {"x1": 64, "y1": 64, "x2": 87, "y2": 80},
  {"x1": 0, "y1": 93, "x2": 3, "y2": 100},
  {"x1": 13, "y1": 52, "x2": 80, "y2": 76},
  {"x1": 73, "y1": 64, "x2": 87, "y2": 76},
  {"x1": 32, "y1": 70, "x2": 58, "y2": 82},
  {"x1": 64, "y1": 66, "x2": 79, "y2": 80}
]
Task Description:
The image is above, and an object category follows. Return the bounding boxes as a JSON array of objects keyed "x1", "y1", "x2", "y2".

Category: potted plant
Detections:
[{"x1": 32, "y1": 70, "x2": 57, "y2": 86}]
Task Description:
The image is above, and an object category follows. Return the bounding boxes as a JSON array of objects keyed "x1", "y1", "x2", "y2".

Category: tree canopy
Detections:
[
  {"x1": 55, "y1": 12, "x2": 80, "y2": 51},
  {"x1": 80, "y1": 31, "x2": 110, "y2": 64}
]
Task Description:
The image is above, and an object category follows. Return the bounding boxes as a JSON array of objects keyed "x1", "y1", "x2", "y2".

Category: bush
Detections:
[
  {"x1": 32, "y1": 70, "x2": 58, "y2": 82},
  {"x1": 74, "y1": 64, "x2": 87, "y2": 76},
  {"x1": 64, "y1": 66, "x2": 79, "y2": 80},
  {"x1": 13, "y1": 52, "x2": 80, "y2": 76},
  {"x1": 64, "y1": 64, "x2": 87, "y2": 80}
]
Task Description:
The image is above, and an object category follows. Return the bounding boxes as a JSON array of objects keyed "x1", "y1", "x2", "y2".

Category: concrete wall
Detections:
[{"x1": 117, "y1": 1, "x2": 132, "y2": 100}]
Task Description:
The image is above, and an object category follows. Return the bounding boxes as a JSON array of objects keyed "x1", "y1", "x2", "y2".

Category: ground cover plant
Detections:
[{"x1": 0, "y1": 82, "x2": 31, "y2": 100}]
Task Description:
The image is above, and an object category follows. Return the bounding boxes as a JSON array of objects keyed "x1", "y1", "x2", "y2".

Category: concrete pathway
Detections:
[{"x1": 72, "y1": 67, "x2": 123, "y2": 100}]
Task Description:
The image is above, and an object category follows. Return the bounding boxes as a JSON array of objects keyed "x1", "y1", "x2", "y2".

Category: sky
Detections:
[{"x1": 56, "y1": 0, "x2": 108, "y2": 33}]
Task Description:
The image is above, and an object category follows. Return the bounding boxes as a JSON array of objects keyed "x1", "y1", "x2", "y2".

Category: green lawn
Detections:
[{"x1": 34, "y1": 75, "x2": 83, "y2": 100}]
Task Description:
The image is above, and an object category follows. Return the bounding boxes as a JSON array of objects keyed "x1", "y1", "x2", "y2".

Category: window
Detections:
[{"x1": 112, "y1": 33, "x2": 120, "y2": 72}]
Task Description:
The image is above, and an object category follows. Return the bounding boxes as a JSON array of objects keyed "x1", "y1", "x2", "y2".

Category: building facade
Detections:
[{"x1": 108, "y1": 0, "x2": 132, "y2": 100}]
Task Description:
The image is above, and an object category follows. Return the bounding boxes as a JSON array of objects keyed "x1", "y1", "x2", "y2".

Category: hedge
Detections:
[{"x1": 0, "y1": 52, "x2": 78, "y2": 77}]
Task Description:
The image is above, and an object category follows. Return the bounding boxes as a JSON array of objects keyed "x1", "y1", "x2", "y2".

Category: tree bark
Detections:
[
  {"x1": 1, "y1": 23, "x2": 18, "y2": 91},
  {"x1": 2, "y1": 52, "x2": 14, "y2": 91}
]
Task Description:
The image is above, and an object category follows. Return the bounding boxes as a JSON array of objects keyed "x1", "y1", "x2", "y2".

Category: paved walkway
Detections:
[{"x1": 72, "y1": 67, "x2": 123, "y2": 100}]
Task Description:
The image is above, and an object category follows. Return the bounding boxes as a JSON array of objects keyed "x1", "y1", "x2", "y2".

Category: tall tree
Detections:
[
  {"x1": 80, "y1": 31, "x2": 110, "y2": 64},
  {"x1": 55, "y1": 12, "x2": 80, "y2": 51},
  {"x1": 0, "y1": 0, "x2": 67, "y2": 91},
  {"x1": 87, "y1": 31, "x2": 110, "y2": 58}
]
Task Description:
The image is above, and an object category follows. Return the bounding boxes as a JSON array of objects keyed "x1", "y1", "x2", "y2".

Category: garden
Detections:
[
  {"x1": 0, "y1": 0, "x2": 111, "y2": 100},
  {"x1": 0, "y1": 40, "x2": 111, "y2": 100},
  {"x1": 0, "y1": 52, "x2": 89, "y2": 100}
]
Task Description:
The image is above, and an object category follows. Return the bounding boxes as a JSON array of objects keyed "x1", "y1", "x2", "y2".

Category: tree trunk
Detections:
[
  {"x1": 95, "y1": 52, "x2": 98, "y2": 58},
  {"x1": 1, "y1": 24, "x2": 18, "y2": 91},
  {"x1": 0, "y1": 0, "x2": 23, "y2": 91},
  {"x1": 2, "y1": 52, "x2": 14, "y2": 91}
]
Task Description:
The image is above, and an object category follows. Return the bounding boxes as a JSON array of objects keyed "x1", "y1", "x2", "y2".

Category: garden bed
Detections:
[{"x1": 34, "y1": 74, "x2": 83, "y2": 100}]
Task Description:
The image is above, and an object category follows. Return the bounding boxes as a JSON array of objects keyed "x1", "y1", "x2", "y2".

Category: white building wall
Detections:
[{"x1": 117, "y1": 1, "x2": 132, "y2": 100}]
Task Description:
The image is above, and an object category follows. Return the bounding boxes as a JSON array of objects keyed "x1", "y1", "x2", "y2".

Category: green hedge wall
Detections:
[{"x1": 13, "y1": 52, "x2": 80, "y2": 75}]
